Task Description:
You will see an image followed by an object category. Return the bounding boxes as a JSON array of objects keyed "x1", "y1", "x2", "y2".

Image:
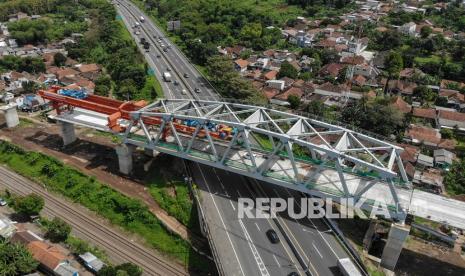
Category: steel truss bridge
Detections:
[{"x1": 40, "y1": 89, "x2": 465, "y2": 229}]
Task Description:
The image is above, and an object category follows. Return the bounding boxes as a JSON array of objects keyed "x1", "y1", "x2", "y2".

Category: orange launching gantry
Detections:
[{"x1": 39, "y1": 86, "x2": 235, "y2": 140}]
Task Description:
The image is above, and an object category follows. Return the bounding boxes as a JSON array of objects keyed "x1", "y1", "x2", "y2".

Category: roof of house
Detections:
[
  {"x1": 56, "y1": 68, "x2": 79, "y2": 79},
  {"x1": 315, "y1": 38, "x2": 336, "y2": 48},
  {"x1": 319, "y1": 63, "x2": 345, "y2": 77},
  {"x1": 399, "y1": 68, "x2": 424, "y2": 79},
  {"x1": 77, "y1": 63, "x2": 99, "y2": 73},
  {"x1": 263, "y1": 70, "x2": 278, "y2": 80},
  {"x1": 387, "y1": 80, "x2": 417, "y2": 95},
  {"x1": 341, "y1": 55, "x2": 365, "y2": 65},
  {"x1": 11, "y1": 230, "x2": 42, "y2": 245},
  {"x1": 391, "y1": 96, "x2": 412, "y2": 114},
  {"x1": 262, "y1": 86, "x2": 279, "y2": 100},
  {"x1": 234, "y1": 59, "x2": 249, "y2": 69},
  {"x1": 405, "y1": 125, "x2": 441, "y2": 145},
  {"x1": 352, "y1": 75, "x2": 366, "y2": 86},
  {"x1": 274, "y1": 87, "x2": 303, "y2": 101},
  {"x1": 440, "y1": 79, "x2": 465, "y2": 89},
  {"x1": 438, "y1": 139, "x2": 456, "y2": 150},
  {"x1": 438, "y1": 110, "x2": 465, "y2": 122},
  {"x1": 316, "y1": 82, "x2": 349, "y2": 94},
  {"x1": 400, "y1": 144, "x2": 419, "y2": 163},
  {"x1": 439, "y1": 89, "x2": 465, "y2": 102},
  {"x1": 27, "y1": 241, "x2": 67, "y2": 271},
  {"x1": 412, "y1": 107, "x2": 436, "y2": 119}
]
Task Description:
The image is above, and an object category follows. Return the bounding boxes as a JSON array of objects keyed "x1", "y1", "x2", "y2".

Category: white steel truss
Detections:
[{"x1": 121, "y1": 99, "x2": 410, "y2": 219}]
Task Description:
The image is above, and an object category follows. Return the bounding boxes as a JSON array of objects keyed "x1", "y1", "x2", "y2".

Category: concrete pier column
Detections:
[
  {"x1": 116, "y1": 144, "x2": 134, "y2": 175},
  {"x1": 380, "y1": 223, "x2": 410, "y2": 271},
  {"x1": 144, "y1": 148, "x2": 159, "y2": 157},
  {"x1": 59, "y1": 121, "x2": 76, "y2": 146},
  {"x1": 0, "y1": 103, "x2": 19, "y2": 128}
]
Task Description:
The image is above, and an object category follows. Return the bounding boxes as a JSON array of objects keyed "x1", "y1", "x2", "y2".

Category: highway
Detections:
[
  {"x1": 0, "y1": 166, "x2": 186, "y2": 276},
  {"x1": 115, "y1": 0, "x2": 218, "y2": 101},
  {"x1": 112, "y1": 2, "x2": 359, "y2": 275}
]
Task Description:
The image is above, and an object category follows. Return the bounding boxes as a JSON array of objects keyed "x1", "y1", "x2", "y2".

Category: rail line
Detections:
[{"x1": 0, "y1": 166, "x2": 187, "y2": 276}]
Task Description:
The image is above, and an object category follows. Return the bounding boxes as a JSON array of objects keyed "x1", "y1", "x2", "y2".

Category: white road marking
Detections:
[
  {"x1": 230, "y1": 201, "x2": 236, "y2": 211},
  {"x1": 196, "y1": 164, "x2": 245, "y2": 276},
  {"x1": 273, "y1": 254, "x2": 281, "y2": 267},
  {"x1": 255, "y1": 222, "x2": 261, "y2": 232},
  {"x1": 312, "y1": 242, "x2": 323, "y2": 259},
  {"x1": 239, "y1": 219, "x2": 270, "y2": 276}
]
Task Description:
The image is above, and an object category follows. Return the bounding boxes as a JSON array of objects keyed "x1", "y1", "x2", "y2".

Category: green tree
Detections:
[
  {"x1": 12, "y1": 193, "x2": 44, "y2": 217},
  {"x1": 306, "y1": 100, "x2": 325, "y2": 117},
  {"x1": 45, "y1": 217, "x2": 72, "y2": 243},
  {"x1": 98, "y1": 263, "x2": 142, "y2": 276},
  {"x1": 420, "y1": 26, "x2": 432, "y2": 38},
  {"x1": 384, "y1": 51, "x2": 403, "y2": 79},
  {"x1": 444, "y1": 159, "x2": 465, "y2": 195},
  {"x1": 413, "y1": 85, "x2": 436, "y2": 102},
  {"x1": 54, "y1": 52, "x2": 67, "y2": 67},
  {"x1": 287, "y1": 94, "x2": 301, "y2": 109},
  {"x1": 0, "y1": 240, "x2": 38, "y2": 275},
  {"x1": 278, "y1": 61, "x2": 298, "y2": 79}
]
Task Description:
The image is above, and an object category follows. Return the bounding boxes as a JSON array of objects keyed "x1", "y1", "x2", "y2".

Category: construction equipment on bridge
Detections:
[{"x1": 38, "y1": 86, "x2": 236, "y2": 140}]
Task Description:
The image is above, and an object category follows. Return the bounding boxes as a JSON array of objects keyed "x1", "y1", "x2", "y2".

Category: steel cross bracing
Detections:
[{"x1": 122, "y1": 99, "x2": 410, "y2": 219}]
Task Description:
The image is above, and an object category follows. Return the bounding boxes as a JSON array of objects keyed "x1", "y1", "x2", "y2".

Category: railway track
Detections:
[{"x1": 0, "y1": 166, "x2": 187, "y2": 276}]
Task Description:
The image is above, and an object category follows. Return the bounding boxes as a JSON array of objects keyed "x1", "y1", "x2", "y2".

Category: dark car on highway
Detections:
[{"x1": 266, "y1": 229, "x2": 280, "y2": 244}]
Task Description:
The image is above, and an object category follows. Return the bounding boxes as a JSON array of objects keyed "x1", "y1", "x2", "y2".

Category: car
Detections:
[
  {"x1": 163, "y1": 48, "x2": 168, "y2": 52},
  {"x1": 156, "y1": 54, "x2": 161, "y2": 58},
  {"x1": 173, "y1": 80, "x2": 179, "y2": 85},
  {"x1": 183, "y1": 73, "x2": 189, "y2": 78},
  {"x1": 0, "y1": 198, "x2": 6, "y2": 206},
  {"x1": 244, "y1": 152, "x2": 257, "y2": 159},
  {"x1": 135, "y1": 31, "x2": 140, "y2": 35},
  {"x1": 153, "y1": 35, "x2": 157, "y2": 38},
  {"x1": 288, "y1": 272, "x2": 298, "y2": 276},
  {"x1": 266, "y1": 229, "x2": 280, "y2": 244},
  {"x1": 160, "y1": 43, "x2": 165, "y2": 47},
  {"x1": 167, "y1": 45, "x2": 171, "y2": 49},
  {"x1": 181, "y1": 89, "x2": 187, "y2": 95},
  {"x1": 194, "y1": 88, "x2": 201, "y2": 93},
  {"x1": 166, "y1": 67, "x2": 171, "y2": 72},
  {"x1": 145, "y1": 49, "x2": 149, "y2": 52}
]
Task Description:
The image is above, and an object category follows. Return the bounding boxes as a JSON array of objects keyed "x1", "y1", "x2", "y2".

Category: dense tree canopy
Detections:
[
  {"x1": 444, "y1": 159, "x2": 465, "y2": 195},
  {"x1": 340, "y1": 97, "x2": 406, "y2": 137},
  {"x1": 12, "y1": 193, "x2": 44, "y2": 217},
  {"x1": 45, "y1": 217, "x2": 72, "y2": 243},
  {"x1": 0, "y1": 241, "x2": 38, "y2": 276}
]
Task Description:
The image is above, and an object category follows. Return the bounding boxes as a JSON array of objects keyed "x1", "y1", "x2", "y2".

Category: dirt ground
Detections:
[
  {"x1": 335, "y1": 217, "x2": 465, "y2": 275},
  {"x1": 0, "y1": 115, "x2": 207, "y2": 251}
]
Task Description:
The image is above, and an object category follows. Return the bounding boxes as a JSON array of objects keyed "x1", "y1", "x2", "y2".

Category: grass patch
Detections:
[
  {"x1": 144, "y1": 156, "x2": 200, "y2": 235},
  {"x1": 18, "y1": 118, "x2": 34, "y2": 128},
  {"x1": 0, "y1": 140, "x2": 213, "y2": 274}
]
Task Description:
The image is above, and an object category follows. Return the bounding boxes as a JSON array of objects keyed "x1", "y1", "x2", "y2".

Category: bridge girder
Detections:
[{"x1": 121, "y1": 99, "x2": 410, "y2": 217}]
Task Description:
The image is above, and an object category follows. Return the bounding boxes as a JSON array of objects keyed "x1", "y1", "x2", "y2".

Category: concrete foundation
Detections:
[
  {"x1": 59, "y1": 121, "x2": 76, "y2": 146},
  {"x1": 144, "y1": 148, "x2": 159, "y2": 157},
  {"x1": 380, "y1": 223, "x2": 411, "y2": 271},
  {"x1": 0, "y1": 104, "x2": 19, "y2": 128},
  {"x1": 116, "y1": 144, "x2": 134, "y2": 175}
]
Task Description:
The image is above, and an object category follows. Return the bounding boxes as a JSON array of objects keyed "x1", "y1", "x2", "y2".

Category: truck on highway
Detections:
[
  {"x1": 337, "y1": 258, "x2": 362, "y2": 276},
  {"x1": 163, "y1": 72, "x2": 172, "y2": 82},
  {"x1": 140, "y1": 16, "x2": 145, "y2": 22}
]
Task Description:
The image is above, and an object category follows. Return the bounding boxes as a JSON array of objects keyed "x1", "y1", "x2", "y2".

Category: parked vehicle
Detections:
[
  {"x1": 194, "y1": 88, "x2": 201, "y2": 93},
  {"x1": 0, "y1": 198, "x2": 7, "y2": 206},
  {"x1": 140, "y1": 16, "x2": 145, "y2": 22},
  {"x1": 173, "y1": 80, "x2": 179, "y2": 85},
  {"x1": 181, "y1": 89, "x2": 187, "y2": 95},
  {"x1": 337, "y1": 258, "x2": 362, "y2": 276},
  {"x1": 183, "y1": 73, "x2": 189, "y2": 78},
  {"x1": 266, "y1": 229, "x2": 280, "y2": 244}
]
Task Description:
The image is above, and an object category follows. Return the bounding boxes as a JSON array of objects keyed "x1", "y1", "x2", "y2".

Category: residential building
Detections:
[
  {"x1": 0, "y1": 214, "x2": 16, "y2": 239},
  {"x1": 399, "y1": 22, "x2": 417, "y2": 36},
  {"x1": 433, "y1": 149, "x2": 455, "y2": 169},
  {"x1": 437, "y1": 110, "x2": 465, "y2": 130}
]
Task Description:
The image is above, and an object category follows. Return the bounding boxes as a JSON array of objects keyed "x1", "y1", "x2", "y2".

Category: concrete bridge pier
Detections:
[
  {"x1": 0, "y1": 103, "x2": 19, "y2": 128},
  {"x1": 116, "y1": 144, "x2": 135, "y2": 175},
  {"x1": 380, "y1": 223, "x2": 411, "y2": 271},
  {"x1": 59, "y1": 121, "x2": 76, "y2": 146}
]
